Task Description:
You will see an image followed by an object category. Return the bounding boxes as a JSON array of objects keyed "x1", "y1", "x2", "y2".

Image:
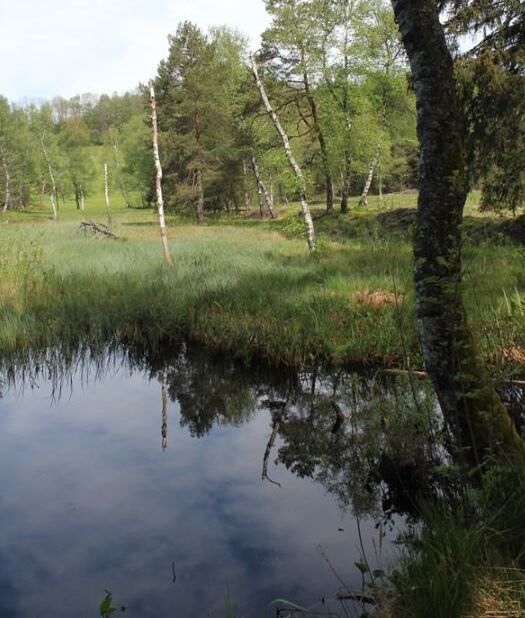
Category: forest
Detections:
[{"x1": 0, "y1": 0, "x2": 525, "y2": 617}]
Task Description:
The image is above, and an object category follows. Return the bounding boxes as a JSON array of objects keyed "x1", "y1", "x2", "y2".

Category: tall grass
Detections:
[
  {"x1": 382, "y1": 460, "x2": 525, "y2": 618},
  {"x1": 1, "y1": 201, "x2": 525, "y2": 371}
]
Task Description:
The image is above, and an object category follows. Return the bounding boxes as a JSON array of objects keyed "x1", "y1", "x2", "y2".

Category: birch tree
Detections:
[
  {"x1": 103, "y1": 162, "x2": 112, "y2": 227},
  {"x1": 150, "y1": 85, "x2": 174, "y2": 266},
  {"x1": 263, "y1": 0, "x2": 335, "y2": 213},
  {"x1": 250, "y1": 54, "x2": 316, "y2": 253}
]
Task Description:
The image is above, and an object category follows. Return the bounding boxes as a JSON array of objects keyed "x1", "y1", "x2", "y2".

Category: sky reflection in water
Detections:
[{"x1": 0, "y1": 355, "x2": 399, "y2": 617}]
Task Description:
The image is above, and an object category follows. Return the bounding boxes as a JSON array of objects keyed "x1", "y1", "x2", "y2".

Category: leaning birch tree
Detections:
[
  {"x1": 150, "y1": 85, "x2": 174, "y2": 266},
  {"x1": 250, "y1": 54, "x2": 316, "y2": 253},
  {"x1": 390, "y1": 0, "x2": 524, "y2": 466}
]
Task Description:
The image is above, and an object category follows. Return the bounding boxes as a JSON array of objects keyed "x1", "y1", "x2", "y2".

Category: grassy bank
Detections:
[
  {"x1": 378, "y1": 460, "x2": 525, "y2": 618},
  {"x1": 1, "y1": 194, "x2": 525, "y2": 372}
]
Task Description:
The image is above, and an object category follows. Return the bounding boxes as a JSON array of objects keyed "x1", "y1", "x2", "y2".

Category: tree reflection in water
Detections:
[
  {"x1": 148, "y1": 346, "x2": 451, "y2": 521},
  {"x1": 4, "y1": 342, "x2": 512, "y2": 521}
]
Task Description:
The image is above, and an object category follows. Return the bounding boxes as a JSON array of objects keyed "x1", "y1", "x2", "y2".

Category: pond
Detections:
[{"x1": 0, "y1": 346, "x2": 440, "y2": 617}]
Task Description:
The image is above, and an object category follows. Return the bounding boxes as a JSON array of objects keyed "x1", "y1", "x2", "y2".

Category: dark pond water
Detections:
[{"x1": 0, "y1": 347, "x2": 439, "y2": 617}]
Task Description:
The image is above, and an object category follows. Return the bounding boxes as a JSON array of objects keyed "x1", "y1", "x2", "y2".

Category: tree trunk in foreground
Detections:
[
  {"x1": 391, "y1": 0, "x2": 524, "y2": 465},
  {"x1": 103, "y1": 162, "x2": 112, "y2": 227},
  {"x1": 359, "y1": 147, "x2": 380, "y2": 206},
  {"x1": 150, "y1": 85, "x2": 174, "y2": 266},
  {"x1": 250, "y1": 55, "x2": 316, "y2": 253},
  {"x1": 40, "y1": 137, "x2": 58, "y2": 220}
]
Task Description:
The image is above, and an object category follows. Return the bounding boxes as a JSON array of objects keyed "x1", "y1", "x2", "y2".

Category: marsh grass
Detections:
[
  {"x1": 1, "y1": 193, "x2": 524, "y2": 371},
  {"x1": 379, "y1": 459, "x2": 525, "y2": 618}
]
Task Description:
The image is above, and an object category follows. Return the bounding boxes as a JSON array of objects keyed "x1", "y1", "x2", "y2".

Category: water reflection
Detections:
[{"x1": 0, "y1": 346, "x2": 448, "y2": 617}]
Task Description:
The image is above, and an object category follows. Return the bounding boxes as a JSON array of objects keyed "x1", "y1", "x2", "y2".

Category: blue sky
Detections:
[{"x1": 0, "y1": 0, "x2": 270, "y2": 103}]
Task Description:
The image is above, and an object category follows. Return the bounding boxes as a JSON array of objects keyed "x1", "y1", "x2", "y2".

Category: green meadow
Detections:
[{"x1": 2, "y1": 184, "x2": 525, "y2": 378}]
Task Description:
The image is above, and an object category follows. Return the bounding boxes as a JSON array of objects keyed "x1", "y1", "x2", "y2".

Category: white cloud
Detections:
[{"x1": 0, "y1": 0, "x2": 270, "y2": 102}]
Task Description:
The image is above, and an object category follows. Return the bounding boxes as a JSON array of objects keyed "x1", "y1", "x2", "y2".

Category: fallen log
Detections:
[{"x1": 79, "y1": 220, "x2": 118, "y2": 240}]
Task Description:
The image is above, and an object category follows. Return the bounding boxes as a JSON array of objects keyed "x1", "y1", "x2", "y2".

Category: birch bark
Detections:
[
  {"x1": 104, "y1": 162, "x2": 112, "y2": 227},
  {"x1": 359, "y1": 147, "x2": 380, "y2": 206},
  {"x1": 250, "y1": 55, "x2": 315, "y2": 253},
  {"x1": 150, "y1": 85, "x2": 174, "y2": 266}
]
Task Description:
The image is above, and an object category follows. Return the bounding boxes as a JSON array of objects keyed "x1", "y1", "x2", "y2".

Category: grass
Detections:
[
  {"x1": 1, "y1": 186, "x2": 525, "y2": 372},
  {"x1": 378, "y1": 460, "x2": 525, "y2": 618}
]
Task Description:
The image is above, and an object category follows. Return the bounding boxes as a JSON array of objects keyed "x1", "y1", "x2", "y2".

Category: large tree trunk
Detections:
[
  {"x1": 250, "y1": 55, "x2": 316, "y2": 253},
  {"x1": 150, "y1": 85, "x2": 174, "y2": 266},
  {"x1": 391, "y1": 0, "x2": 524, "y2": 465},
  {"x1": 40, "y1": 136, "x2": 58, "y2": 220}
]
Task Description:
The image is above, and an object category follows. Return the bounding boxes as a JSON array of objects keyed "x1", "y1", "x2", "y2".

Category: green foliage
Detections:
[{"x1": 458, "y1": 52, "x2": 525, "y2": 213}]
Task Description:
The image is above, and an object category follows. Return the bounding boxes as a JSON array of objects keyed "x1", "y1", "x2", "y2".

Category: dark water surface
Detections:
[{"x1": 0, "y1": 349, "x2": 414, "y2": 617}]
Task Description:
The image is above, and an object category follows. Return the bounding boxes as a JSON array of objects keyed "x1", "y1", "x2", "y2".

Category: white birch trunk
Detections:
[
  {"x1": 80, "y1": 189, "x2": 85, "y2": 211},
  {"x1": 104, "y1": 162, "x2": 112, "y2": 227},
  {"x1": 359, "y1": 147, "x2": 380, "y2": 206},
  {"x1": 250, "y1": 55, "x2": 315, "y2": 252},
  {"x1": 40, "y1": 137, "x2": 58, "y2": 220},
  {"x1": 150, "y1": 85, "x2": 174, "y2": 266}
]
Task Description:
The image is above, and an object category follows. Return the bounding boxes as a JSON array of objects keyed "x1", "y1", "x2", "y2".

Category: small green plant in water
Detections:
[{"x1": 99, "y1": 590, "x2": 126, "y2": 617}]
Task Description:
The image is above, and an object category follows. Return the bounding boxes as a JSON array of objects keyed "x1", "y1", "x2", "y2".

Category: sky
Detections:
[{"x1": 0, "y1": 0, "x2": 271, "y2": 103}]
